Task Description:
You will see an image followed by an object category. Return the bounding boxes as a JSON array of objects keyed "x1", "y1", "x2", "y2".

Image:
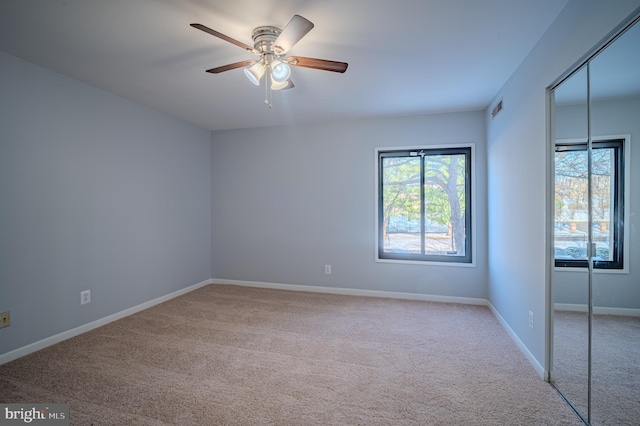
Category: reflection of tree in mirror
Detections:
[
  {"x1": 555, "y1": 146, "x2": 612, "y2": 225},
  {"x1": 554, "y1": 140, "x2": 623, "y2": 267}
]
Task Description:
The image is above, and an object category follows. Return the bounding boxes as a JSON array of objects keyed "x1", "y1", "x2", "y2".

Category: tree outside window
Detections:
[{"x1": 378, "y1": 147, "x2": 472, "y2": 263}]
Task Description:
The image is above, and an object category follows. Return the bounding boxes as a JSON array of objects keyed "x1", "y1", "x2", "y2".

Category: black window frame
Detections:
[
  {"x1": 377, "y1": 146, "x2": 472, "y2": 264},
  {"x1": 554, "y1": 139, "x2": 625, "y2": 269}
]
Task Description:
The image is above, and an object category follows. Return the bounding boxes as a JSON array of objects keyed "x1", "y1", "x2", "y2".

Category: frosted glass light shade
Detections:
[
  {"x1": 271, "y1": 60, "x2": 291, "y2": 82},
  {"x1": 271, "y1": 76, "x2": 290, "y2": 91},
  {"x1": 244, "y1": 62, "x2": 265, "y2": 85}
]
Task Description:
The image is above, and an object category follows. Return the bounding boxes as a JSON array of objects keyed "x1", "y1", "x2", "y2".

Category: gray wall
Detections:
[
  {"x1": 554, "y1": 97, "x2": 640, "y2": 309},
  {"x1": 487, "y1": 0, "x2": 640, "y2": 371},
  {"x1": 0, "y1": 51, "x2": 212, "y2": 356},
  {"x1": 211, "y1": 112, "x2": 488, "y2": 298}
]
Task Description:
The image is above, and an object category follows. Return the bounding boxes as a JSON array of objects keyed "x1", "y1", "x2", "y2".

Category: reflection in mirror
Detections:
[
  {"x1": 551, "y1": 13, "x2": 640, "y2": 425},
  {"x1": 552, "y1": 64, "x2": 590, "y2": 422},
  {"x1": 588, "y1": 19, "x2": 640, "y2": 426}
]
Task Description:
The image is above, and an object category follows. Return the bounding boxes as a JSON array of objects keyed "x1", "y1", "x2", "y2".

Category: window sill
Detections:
[
  {"x1": 554, "y1": 266, "x2": 629, "y2": 275},
  {"x1": 375, "y1": 257, "x2": 476, "y2": 268}
]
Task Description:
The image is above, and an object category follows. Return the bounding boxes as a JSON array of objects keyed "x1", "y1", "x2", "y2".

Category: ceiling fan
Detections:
[{"x1": 191, "y1": 15, "x2": 348, "y2": 106}]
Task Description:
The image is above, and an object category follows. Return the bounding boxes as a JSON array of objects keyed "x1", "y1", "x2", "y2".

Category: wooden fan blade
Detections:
[
  {"x1": 206, "y1": 60, "x2": 255, "y2": 74},
  {"x1": 287, "y1": 56, "x2": 348, "y2": 73},
  {"x1": 191, "y1": 23, "x2": 254, "y2": 52},
  {"x1": 273, "y1": 15, "x2": 314, "y2": 54}
]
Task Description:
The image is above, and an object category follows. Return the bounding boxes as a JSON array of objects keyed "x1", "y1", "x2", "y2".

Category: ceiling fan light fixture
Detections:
[
  {"x1": 191, "y1": 15, "x2": 348, "y2": 107},
  {"x1": 270, "y1": 76, "x2": 290, "y2": 91},
  {"x1": 244, "y1": 62, "x2": 265, "y2": 85},
  {"x1": 271, "y1": 60, "x2": 291, "y2": 83}
]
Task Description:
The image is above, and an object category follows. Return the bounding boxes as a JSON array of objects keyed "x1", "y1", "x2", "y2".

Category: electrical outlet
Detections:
[
  {"x1": 324, "y1": 264, "x2": 332, "y2": 275},
  {"x1": 0, "y1": 311, "x2": 10, "y2": 328},
  {"x1": 529, "y1": 311, "x2": 534, "y2": 330},
  {"x1": 80, "y1": 290, "x2": 91, "y2": 305}
]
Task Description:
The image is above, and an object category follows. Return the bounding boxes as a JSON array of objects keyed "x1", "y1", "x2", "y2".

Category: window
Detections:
[
  {"x1": 377, "y1": 146, "x2": 472, "y2": 263},
  {"x1": 554, "y1": 139, "x2": 625, "y2": 269}
]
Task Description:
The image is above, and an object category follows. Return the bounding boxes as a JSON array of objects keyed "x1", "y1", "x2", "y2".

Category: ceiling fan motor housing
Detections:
[{"x1": 251, "y1": 26, "x2": 284, "y2": 55}]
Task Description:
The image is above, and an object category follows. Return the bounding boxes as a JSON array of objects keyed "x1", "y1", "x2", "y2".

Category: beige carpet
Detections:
[
  {"x1": 553, "y1": 310, "x2": 640, "y2": 425},
  {"x1": 0, "y1": 284, "x2": 581, "y2": 425}
]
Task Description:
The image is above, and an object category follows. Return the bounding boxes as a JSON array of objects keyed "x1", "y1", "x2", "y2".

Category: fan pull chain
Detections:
[{"x1": 264, "y1": 71, "x2": 273, "y2": 108}]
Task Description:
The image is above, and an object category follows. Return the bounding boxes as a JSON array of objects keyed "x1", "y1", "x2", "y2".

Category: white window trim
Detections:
[{"x1": 374, "y1": 143, "x2": 476, "y2": 268}]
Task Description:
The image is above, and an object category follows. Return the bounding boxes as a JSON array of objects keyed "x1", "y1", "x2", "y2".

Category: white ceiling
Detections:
[{"x1": 0, "y1": 0, "x2": 570, "y2": 131}]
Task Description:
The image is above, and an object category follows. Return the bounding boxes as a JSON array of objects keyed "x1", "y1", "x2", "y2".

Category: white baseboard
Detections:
[
  {"x1": 553, "y1": 303, "x2": 588, "y2": 312},
  {"x1": 487, "y1": 301, "x2": 545, "y2": 379},
  {"x1": 0, "y1": 279, "x2": 213, "y2": 366},
  {"x1": 211, "y1": 278, "x2": 488, "y2": 305},
  {"x1": 554, "y1": 303, "x2": 640, "y2": 316}
]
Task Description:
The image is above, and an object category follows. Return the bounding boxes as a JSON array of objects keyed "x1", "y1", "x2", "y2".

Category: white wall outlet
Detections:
[
  {"x1": 0, "y1": 311, "x2": 10, "y2": 328},
  {"x1": 80, "y1": 290, "x2": 91, "y2": 305},
  {"x1": 529, "y1": 310, "x2": 534, "y2": 330},
  {"x1": 324, "y1": 264, "x2": 332, "y2": 275}
]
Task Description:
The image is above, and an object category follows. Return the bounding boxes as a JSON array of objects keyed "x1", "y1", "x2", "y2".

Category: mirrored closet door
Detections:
[{"x1": 549, "y1": 10, "x2": 640, "y2": 425}]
